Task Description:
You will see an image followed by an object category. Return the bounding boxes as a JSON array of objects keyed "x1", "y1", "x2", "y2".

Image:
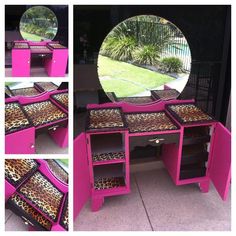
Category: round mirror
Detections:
[
  {"x1": 19, "y1": 6, "x2": 58, "y2": 41},
  {"x1": 98, "y1": 15, "x2": 192, "y2": 103}
]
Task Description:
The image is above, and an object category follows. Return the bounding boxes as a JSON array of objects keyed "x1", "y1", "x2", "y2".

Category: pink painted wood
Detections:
[
  {"x1": 12, "y1": 40, "x2": 68, "y2": 77},
  {"x1": 79, "y1": 99, "x2": 231, "y2": 214},
  {"x1": 5, "y1": 180, "x2": 16, "y2": 201},
  {"x1": 86, "y1": 130, "x2": 130, "y2": 211},
  {"x1": 73, "y1": 133, "x2": 91, "y2": 219},
  {"x1": 12, "y1": 49, "x2": 30, "y2": 77},
  {"x1": 5, "y1": 127, "x2": 36, "y2": 154},
  {"x1": 45, "y1": 49, "x2": 68, "y2": 77},
  {"x1": 209, "y1": 123, "x2": 231, "y2": 200},
  {"x1": 49, "y1": 127, "x2": 68, "y2": 148}
]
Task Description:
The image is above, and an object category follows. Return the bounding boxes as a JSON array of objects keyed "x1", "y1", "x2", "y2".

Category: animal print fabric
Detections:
[
  {"x1": 94, "y1": 177, "x2": 126, "y2": 190},
  {"x1": 5, "y1": 159, "x2": 38, "y2": 186},
  {"x1": 35, "y1": 82, "x2": 58, "y2": 91},
  {"x1": 88, "y1": 108, "x2": 125, "y2": 130},
  {"x1": 51, "y1": 93, "x2": 68, "y2": 109},
  {"x1": 117, "y1": 96, "x2": 154, "y2": 104},
  {"x1": 19, "y1": 171, "x2": 64, "y2": 221},
  {"x1": 125, "y1": 112, "x2": 178, "y2": 133},
  {"x1": 93, "y1": 151, "x2": 125, "y2": 163},
  {"x1": 46, "y1": 160, "x2": 68, "y2": 184},
  {"x1": 13, "y1": 42, "x2": 29, "y2": 49},
  {"x1": 60, "y1": 196, "x2": 68, "y2": 230},
  {"x1": 22, "y1": 100, "x2": 67, "y2": 127},
  {"x1": 167, "y1": 104, "x2": 213, "y2": 124},
  {"x1": 8, "y1": 194, "x2": 52, "y2": 231},
  {"x1": 11, "y1": 87, "x2": 41, "y2": 97},
  {"x1": 48, "y1": 43, "x2": 66, "y2": 49},
  {"x1": 152, "y1": 89, "x2": 180, "y2": 100},
  {"x1": 30, "y1": 45, "x2": 52, "y2": 54},
  {"x1": 5, "y1": 102, "x2": 31, "y2": 134}
]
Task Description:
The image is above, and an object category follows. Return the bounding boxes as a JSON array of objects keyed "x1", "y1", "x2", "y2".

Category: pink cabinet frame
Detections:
[
  {"x1": 5, "y1": 90, "x2": 69, "y2": 154},
  {"x1": 74, "y1": 99, "x2": 231, "y2": 214},
  {"x1": 11, "y1": 40, "x2": 68, "y2": 77}
]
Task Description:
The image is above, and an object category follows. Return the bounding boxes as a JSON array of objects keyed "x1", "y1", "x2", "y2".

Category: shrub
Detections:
[
  {"x1": 160, "y1": 57, "x2": 183, "y2": 73},
  {"x1": 133, "y1": 45, "x2": 160, "y2": 65},
  {"x1": 101, "y1": 35, "x2": 137, "y2": 61}
]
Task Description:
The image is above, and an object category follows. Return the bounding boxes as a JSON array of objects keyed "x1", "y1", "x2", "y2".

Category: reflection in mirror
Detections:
[
  {"x1": 19, "y1": 6, "x2": 58, "y2": 41},
  {"x1": 98, "y1": 15, "x2": 192, "y2": 103}
]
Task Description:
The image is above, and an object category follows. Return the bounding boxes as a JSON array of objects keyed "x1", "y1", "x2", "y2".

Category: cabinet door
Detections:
[
  {"x1": 73, "y1": 132, "x2": 90, "y2": 219},
  {"x1": 209, "y1": 123, "x2": 231, "y2": 200}
]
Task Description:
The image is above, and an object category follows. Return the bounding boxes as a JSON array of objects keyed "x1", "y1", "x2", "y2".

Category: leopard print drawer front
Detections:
[
  {"x1": 5, "y1": 159, "x2": 38, "y2": 186},
  {"x1": 22, "y1": 100, "x2": 67, "y2": 127},
  {"x1": 60, "y1": 196, "x2": 68, "y2": 230},
  {"x1": 35, "y1": 82, "x2": 58, "y2": 91},
  {"x1": 88, "y1": 108, "x2": 125, "y2": 130},
  {"x1": 167, "y1": 104, "x2": 213, "y2": 124},
  {"x1": 11, "y1": 87, "x2": 41, "y2": 97},
  {"x1": 8, "y1": 194, "x2": 52, "y2": 231},
  {"x1": 125, "y1": 112, "x2": 178, "y2": 133},
  {"x1": 19, "y1": 171, "x2": 64, "y2": 221},
  {"x1": 51, "y1": 93, "x2": 68, "y2": 109},
  {"x1": 46, "y1": 160, "x2": 68, "y2": 184},
  {"x1": 5, "y1": 102, "x2": 31, "y2": 134}
]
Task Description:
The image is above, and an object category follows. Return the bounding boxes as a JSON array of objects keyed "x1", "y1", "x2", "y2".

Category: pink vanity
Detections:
[
  {"x1": 5, "y1": 88, "x2": 68, "y2": 154},
  {"x1": 5, "y1": 159, "x2": 68, "y2": 231},
  {"x1": 12, "y1": 40, "x2": 68, "y2": 77},
  {"x1": 74, "y1": 99, "x2": 231, "y2": 217}
]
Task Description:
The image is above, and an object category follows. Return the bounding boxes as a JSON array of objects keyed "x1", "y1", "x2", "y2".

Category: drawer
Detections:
[
  {"x1": 130, "y1": 133, "x2": 179, "y2": 149},
  {"x1": 6, "y1": 194, "x2": 52, "y2": 231},
  {"x1": 181, "y1": 153, "x2": 208, "y2": 165},
  {"x1": 180, "y1": 163, "x2": 206, "y2": 180},
  {"x1": 36, "y1": 120, "x2": 68, "y2": 135}
]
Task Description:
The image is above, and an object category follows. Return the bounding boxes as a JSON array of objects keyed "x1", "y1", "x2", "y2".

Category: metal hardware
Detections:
[
  {"x1": 148, "y1": 138, "x2": 165, "y2": 143},
  {"x1": 22, "y1": 216, "x2": 34, "y2": 226},
  {"x1": 48, "y1": 125, "x2": 59, "y2": 131},
  {"x1": 30, "y1": 144, "x2": 35, "y2": 149}
]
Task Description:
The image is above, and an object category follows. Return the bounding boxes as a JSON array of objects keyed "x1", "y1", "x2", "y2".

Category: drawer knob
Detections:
[{"x1": 30, "y1": 144, "x2": 35, "y2": 149}]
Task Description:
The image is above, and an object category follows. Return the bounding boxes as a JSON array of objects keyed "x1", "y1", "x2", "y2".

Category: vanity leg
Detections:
[
  {"x1": 91, "y1": 196, "x2": 104, "y2": 212},
  {"x1": 199, "y1": 180, "x2": 210, "y2": 193}
]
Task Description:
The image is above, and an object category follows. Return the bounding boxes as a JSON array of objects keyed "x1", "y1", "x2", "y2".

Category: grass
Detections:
[
  {"x1": 98, "y1": 55, "x2": 174, "y2": 97},
  {"x1": 20, "y1": 31, "x2": 47, "y2": 41},
  {"x1": 56, "y1": 159, "x2": 68, "y2": 167}
]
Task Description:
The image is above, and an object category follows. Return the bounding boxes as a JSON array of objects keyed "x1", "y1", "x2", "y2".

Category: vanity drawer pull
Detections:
[
  {"x1": 148, "y1": 138, "x2": 165, "y2": 143},
  {"x1": 48, "y1": 125, "x2": 59, "y2": 131},
  {"x1": 22, "y1": 216, "x2": 34, "y2": 226}
]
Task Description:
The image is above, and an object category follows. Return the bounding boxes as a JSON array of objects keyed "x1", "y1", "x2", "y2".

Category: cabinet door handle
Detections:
[
  {"x1": 148, "y1": 138, "x2": 165, "y2": 143},
  {"x1": 30, "y1": 144, "x2": 35, "y2": 149}
]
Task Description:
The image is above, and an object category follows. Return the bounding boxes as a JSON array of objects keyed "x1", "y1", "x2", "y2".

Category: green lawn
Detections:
[
  {"x1": 98, "y1": 55, "x2": 174, "y2": 97},
  {"x1": 20, "y1": 31, "x2": 47, "y2": 41},
  {"x1": 56, "y1": 159, "x2": 68, "y2": 167}
]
